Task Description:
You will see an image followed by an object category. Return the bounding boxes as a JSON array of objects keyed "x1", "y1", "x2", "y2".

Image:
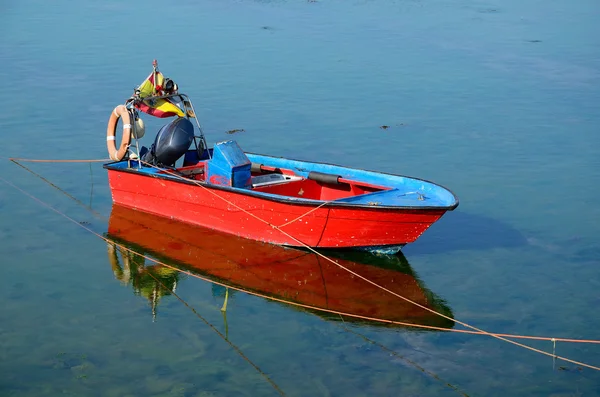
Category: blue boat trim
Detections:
[{"x1": 104, "y1": 147, "x2": 459, "y2": 211}]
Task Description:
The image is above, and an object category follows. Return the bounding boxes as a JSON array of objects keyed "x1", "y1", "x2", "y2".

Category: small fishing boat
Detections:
[
  {"x1": 106, "y1": 204, "x2": 455, "y2": 328},
  {"x1": 104, "y1": 61, "x2": 458, "y2": 254}
]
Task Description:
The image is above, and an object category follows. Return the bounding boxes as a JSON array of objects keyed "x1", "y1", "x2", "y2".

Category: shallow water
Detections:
[{"x1": 1, "y1": 0, "x2": 599, "y2": 395}]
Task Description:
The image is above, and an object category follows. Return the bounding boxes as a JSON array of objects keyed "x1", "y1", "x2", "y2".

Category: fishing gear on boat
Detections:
[{"x1": 112, "y1": 60, "x2": 210, "y2": 165}]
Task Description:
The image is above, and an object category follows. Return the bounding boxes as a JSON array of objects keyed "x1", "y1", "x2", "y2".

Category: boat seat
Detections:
[{"x1": 251, "y1": 173, "x2": 304, "y2": 188}]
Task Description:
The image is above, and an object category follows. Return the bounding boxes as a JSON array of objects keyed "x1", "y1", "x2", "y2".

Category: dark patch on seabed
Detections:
[
  {"x1": 478, "y1": 8, "x2": 499, "y2": 13},
  {"x1": 379, "y1": 123, "x2": 405, "y2": 130},
  {"x1": 404, "y1": 210, "x2": 527, "y2": 255},
  {"x1": 225, "y1": 128, "x2": 245, "y2": 135}
]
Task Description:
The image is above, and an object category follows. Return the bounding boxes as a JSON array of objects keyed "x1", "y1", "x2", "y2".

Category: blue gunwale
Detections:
[{"x1": 104, "y1": 149, "x2": 459, "y2": 211}]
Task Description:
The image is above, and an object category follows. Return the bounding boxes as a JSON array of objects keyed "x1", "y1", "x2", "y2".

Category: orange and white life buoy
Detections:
[{"x1": 106, "y1": 105, "x2": 133, "y2": 161}]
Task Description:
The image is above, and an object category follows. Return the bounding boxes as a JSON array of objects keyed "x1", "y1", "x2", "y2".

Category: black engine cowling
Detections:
[{"x1": 142, "y1": 117, "x2": 194, "y2": 167}]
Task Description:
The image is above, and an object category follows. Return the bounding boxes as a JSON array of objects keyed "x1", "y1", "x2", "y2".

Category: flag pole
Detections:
[{"x1": 152, "y1": 59, "x2": 158, "y2": 95}]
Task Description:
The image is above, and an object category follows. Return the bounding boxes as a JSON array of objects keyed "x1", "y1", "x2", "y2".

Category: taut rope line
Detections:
[
  {"x1": 106, "y1": 205, "x2": 600, "y2": 345},
  {"x1": 8, "y1": 157, "x2": 109, "y2": 163},
  {"x1": 10, "y1": 159, "x2": 106, "y2": 221},
  {"x1": 4, "y1": 159, "x2": 600, "y2": 370},
  {"x1": 136, "y1": 161, "x2": 600, "y2": 371}
]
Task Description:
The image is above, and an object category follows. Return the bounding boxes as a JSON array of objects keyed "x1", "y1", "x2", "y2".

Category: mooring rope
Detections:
[
  {"x1": 136, "y1": 161, "x2": 600, "y2": 368},
  {"x1": 109, "y1": 220, "x2": 600, "y2": 345},
  {"x1": 8, "y1": 157, "x2": 109, "y2": 163},
  {"x1": 277, "y1": 200, "x2": 331, "y2": 228},
  {"x1": 0, "y1": 175, "x2": 287, "y2": 397},
  {"x1": 5, "y1": 159, "x2": 600, "y2": 371},
  {"x1": 10, "y1": 159, "x2": 106, "y2": 221}
]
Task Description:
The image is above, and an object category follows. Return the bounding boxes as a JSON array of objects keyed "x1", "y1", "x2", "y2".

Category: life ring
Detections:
[{"x1": 106, "y1": 105, "x2": 133, "y2": 161}]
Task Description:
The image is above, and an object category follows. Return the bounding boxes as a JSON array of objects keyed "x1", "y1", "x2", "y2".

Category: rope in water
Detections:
[
  {"x1": 0, "y1": 175, "x2": 287, "y2": 396},
  {"x1": 113, "y1": 248, "x2": 473, "y2": 397},
  {"x1": 113, "y1": 226, "x2": 600, "y2": 345},
  {"x1": 141, "y1": 265, "x2": 287, "y2": 396},
  {"x1": 7, "y1": 157, "x2": 110, "y2": 163},
  {"x1": 10, "y1": 159, "x2": 106, "y2": 221},
  {"x1": 336, "y1": 315, "x2": 472, "y2": 397},
  {"x1": 137, "y1": 161, "x2": 600, "y2": 368},
  {"x1": 5, "y1": 158, "x2": 600, "y2": 371}
]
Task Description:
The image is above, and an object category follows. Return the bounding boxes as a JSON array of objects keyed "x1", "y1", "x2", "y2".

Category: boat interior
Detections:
[
  {"x1": 110, "y1": 137, "x2": 455, "y2": 206},
  {"x1": 166, "y1": 143, "x2": 393, "y2": 202},
  {"x1": 111, "y1": 117, "x2": 454, "y2": 207}
]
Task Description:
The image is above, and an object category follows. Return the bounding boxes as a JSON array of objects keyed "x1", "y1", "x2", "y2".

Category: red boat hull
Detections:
[
  {"x1": 107, "y1": 204, "x2": 454, "y2": 327},
  {"x1": 107, "y1": 169, "x2": 446, "y2": 249}
]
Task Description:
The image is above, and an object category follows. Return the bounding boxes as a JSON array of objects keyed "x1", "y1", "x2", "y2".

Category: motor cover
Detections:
[{"x1": 142, "y1": 117, "x2": 194, "y2": 166}]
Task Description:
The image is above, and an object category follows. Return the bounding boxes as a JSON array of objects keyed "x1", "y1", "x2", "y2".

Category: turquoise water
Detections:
[{"x1": 1, "y1": 0, "x2": 599, "y2": 395}]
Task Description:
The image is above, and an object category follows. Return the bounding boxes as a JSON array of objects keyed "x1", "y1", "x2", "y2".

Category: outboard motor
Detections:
[{"x1": 142, "y1": 117, "x2": 194, "y2": 167}]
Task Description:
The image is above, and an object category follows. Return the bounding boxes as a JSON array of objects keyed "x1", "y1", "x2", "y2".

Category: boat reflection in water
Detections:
[{"x1": 106, "y1": 204, "x2": 454, "y2": 329}]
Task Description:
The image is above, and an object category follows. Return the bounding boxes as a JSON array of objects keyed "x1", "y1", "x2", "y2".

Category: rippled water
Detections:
[{"x1": 1, "y1": 0, "x2": 599, "y2": 396}]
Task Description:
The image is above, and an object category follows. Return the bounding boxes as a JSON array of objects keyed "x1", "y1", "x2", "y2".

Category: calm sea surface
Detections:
[{"x1": 1, "y1": 0, "x2": 599, "y2": 396}]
